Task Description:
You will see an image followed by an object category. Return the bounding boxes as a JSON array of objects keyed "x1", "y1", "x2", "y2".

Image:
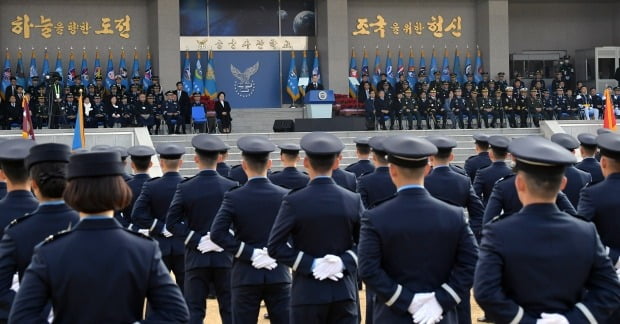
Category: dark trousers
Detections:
[
  {"x1": 165, "y1": 115, "x2": 181, "y2": 134},
  {"x1": 291, "y1": 300, "x2": 357, "y2": 324},
  {"x1": 517, "y1": 109, "x2": 529, "y2": 127},
  {"x1": 185, "y1": 267, "x2": 232, "y2": 324},
  {"x1": 365, "y1": 289, "x2": 374, "y2": 324},
  {"x1": 456, "y1": 290, "x2": 472, "y2": 324},
  {"x1": 162, "y1": 254, "x2": 185, "y2": 292},
  {"x1": 232, "y1": 283, "x2": 291, "y2": 324}
]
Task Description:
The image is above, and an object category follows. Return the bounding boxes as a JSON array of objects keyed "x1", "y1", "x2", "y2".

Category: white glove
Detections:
[
  {"x1": 162, "y1": 225, "x2": 173, "y2": 238},
  {"x1": 138, "y1": 229, "x2": 150, "y2": 236},
  {"x1": 412, "y1": 292, "x2": 443, "y2": 324},
  {"x1": 616, "y1": 268, "x2": 620, "y2": 282},
  {"x1": 536, "y1": 313, "x2": 569, "y2": 324},
  {"x1": 197, "y1": 234, "x2": 224, "y2": 253},
  {"x1": 312, "y1": 254, "x2": 344, "y2": 281},
  {"x1": 408, "y1": 292, "x2": 435, "y2": 315},
  {"x1": 251, "y1": 248, "x2": 278, "y2": 270}
]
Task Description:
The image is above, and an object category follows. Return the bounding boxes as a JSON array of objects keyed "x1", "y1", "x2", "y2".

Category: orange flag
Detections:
[{"x1": 603, "y1": 88, "x2": 617, "y2": 131}]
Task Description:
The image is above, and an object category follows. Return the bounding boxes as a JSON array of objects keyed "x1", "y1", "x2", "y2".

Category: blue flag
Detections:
[
  {"x1": 372, "y1": 49, "x2": 381, "y2": 90},
  {"x1": 55, "y1": 50, "x2": 63, "y2": 86},
  {"x1": 312, "y1": 49, "x2": 320, "y2": 82},
  {"x1": 2, "y1": 51, "x2": 11, "y2": 100},
  {"x1": 193, "y1": 52, "x2": 204, "y2": 95},
  {"x1": 474, "y1": 47, "x2": 483, "y2": 84},
  {"x1": 143, "y1": 50, "x2": 152, "y2": 90},
  {"x1": 453, "y1": 49, "x2": 463, "y2": 84},
  {"x1": 119, "y1": 50, "x2": 128, "y2": 88},
  {"x1": 419, "y1": 50, "x2": 427, "y2": 82},
  {"x1": 182, "y1": 52, "x2": 192, "y2": 94},
  {"x1": 72, "y1": 93, "x2": 86, "y2": 150},
  {"x1": 132, "y1": 50, "x2": 140, "y2": 79},
  {"x1": 66, "y1": 51, "x2": 76, "y2": 86},
  {"x1": 397, "y1": 50, "x2": 405, "y2": 78},
  {"x1": 105, "y1": 50, "x2": 114, "y2": 89},
  {"x1": 429, "y1": 49, "x2": 438, "y2": 79},
  {"x1": 16, "y1": 50, "x2": 26, "y2": 88},
  {"x1": 385, "y1": 50, "x2": 395, "y2": 87},
  {"x1": 287, "y1": 52, "x2": 300, "y2": 101},
  {"x1": 42, "y1": 50, "x2": 50, "y2": 78},
  {"x1": 348, "y1": 49, "x2": 358, "y2": 99},
  {"x1": 441, "y1": 48, "x2": 450, "y2": 82},
  {"x1": 361, "y1": 49, "x2": 369, "y2": 80},
  {"x1": 81, "y1": 51, "x2": 89, "y2": 87},
  {"x1": 94, "y1": 50, "x2": 102, "y2": 82},
  {"x1": 407, "y1": 48, "x2": 417, "y2": 88},
  {"x1": 28, "y1": 50, "x2": 38, "y2": 87},
  {"x1": 204, "y1": 51, "x2": 217, "y2": 97},
  {"x1": 464, "y1": 50, "x2": 472, "y2": 83},
  {"x1": 299, "y1": 51, "x2": 309, "y2": 97}
]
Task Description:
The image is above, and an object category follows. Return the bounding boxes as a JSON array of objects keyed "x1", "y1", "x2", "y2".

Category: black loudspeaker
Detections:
[{"x1": 273, "y1": 119, "x2": 295, "y2": 132}]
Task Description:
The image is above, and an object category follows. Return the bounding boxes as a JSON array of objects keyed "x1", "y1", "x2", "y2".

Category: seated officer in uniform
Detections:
[
  {"x1": 475, "y1": 136, "x2": 620, "y2": 323},
  {"x1": 166, "y1": 134, "x2": 239, "y2": 324},
  {"x1": 550, "y1": 133, "x2": 592, "y2": 208},
  {"x1": 0, "y1": 139, "x2": 39, "y2": 237},
  {"x1": 268, "y1": 144, "x2": 310, "y2": 190},
  {"x1": 211, "y1": 136, "x2": 291, "y2": 324},
  {"x1": 345, "y1": 137, "x2": 375, "y2": 178},
  {"x1": 132, "y1": 144, "x2": 186, "y2": 291},
  {"x1": 473, "y1": 136, "x2": 512, "y2": 206},
  {"x1": 464, "y1": 134, "x2": 492, "y2": 183},
  {"x1": 268, "y1": 132, "x2": 363, "y2": 324},
  {"x1": 576, "y1": 133, "x2": 604, "y2": 184},
  {"x1": 121, "y1": 145, "x2": 156, "y2": 229},
  {"x1": 358, "y1": 134, "x2": 478, "y2": 324},
  {"x1": 0, "y1": 143, "x2": 79, "y2": 321}
]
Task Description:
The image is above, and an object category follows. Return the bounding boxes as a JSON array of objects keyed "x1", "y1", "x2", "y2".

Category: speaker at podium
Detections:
[{"x1": 303, "y1": 90, "x2": 335, "y2": 118}]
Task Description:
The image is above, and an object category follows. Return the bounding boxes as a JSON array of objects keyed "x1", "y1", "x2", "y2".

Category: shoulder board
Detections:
[
  {"x1": 285, "y1": 186, "x2": 305, "y2": 196},
  {"x1": 496, "y1": 174, "x2": 515, "y2": 182},
  {"x1": 231, "y1": 164, "x2": 242, "y2": 169},
  {"x1": 344, "y1": 162, "x2": 359, "y2": 170},
  {"x1": 42, "y1": 229, "x2": 72, "y2": 244},
  {"x1": 226, "y1": 185, "x2": 242, "y2": 193},
  {"x1": 7, "y1": 213, "x2": 34, "y2": 228},
  {"x1": 466, "y1": 155, "x2": 475, "y2": 161},
  {"x1": 269, "y1": 170, "x2": 281, "y2": 175},
  {"x1": 359, "y1": 170, "x2": 374, "y2": 178},
  {"x1": 224, "y1": 176, "x2": 238, "y2": 183},
  {"x1": 302, "y1": 171, "x2": 309, "y2": 175},
  {"x1": 146, "y1": 176, "x2": 161, "y2": 182},
  {"x1": 122, "y1": 227, "x2": 155, "y2": 240},
  {"x1": 369, "y1": 194, "x2": 397, "y2": 209},
  {"x1": 490, "y1": 214, "x2": 508, "y2": 223},
  {"x1": 180, "y1": 175, "x2": 196, "y2": 183}
]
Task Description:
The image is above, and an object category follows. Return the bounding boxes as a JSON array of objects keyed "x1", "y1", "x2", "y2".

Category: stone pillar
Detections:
[
  {"x1": 316, "y1": 0, "x2": 349, "y2": 94},
  {"x1": 476, "y1": 0, "x2": 510, "y2": 81},
  {"x1": 149, "y1": 0, "x2": 180, "y2": 91}
]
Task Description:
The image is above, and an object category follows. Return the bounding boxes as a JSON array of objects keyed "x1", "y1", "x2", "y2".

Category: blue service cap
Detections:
[
  {"x1": 597, "y1": 133, "x2": 620, "y2": 160},
  {"x1": 488, "y1": 135, "x2": 510, "y2": 150},
  {"x1": 277, "y1": 143, "x2": 301, "y2": 152},
  {"x1": 67, "y1": 151, "x2": 125, "y2": 180},
  {"x1": 91, "y1": 144, "x2": 112, "y2": 152},
  {"x1": 25, "y1": 143, "x2": 71, "y2": 170},
  {"x1": 0, "y1": 139, "x2": 37, "y2": 161},
  {"x1": 383, "y1": 135, "x2": 437, "y2": 168},
  {"x1": 300, "y1": 132, "x2": 344, "y2": 156},
  {"x1": 111, "y1": 146, "x2": 129, "y2": 159},
  {"x1": 191, "y1": 134, "x2": 230, "y2": 153},
  {"x1": 237, "y1": 136, "x2": 276, "y2": 155},
  {"x1": 127, "y1": 145, "x2": 156, "y2": 159},
  {"x1": 156, "y1": 143, "x2": 185, "y2": 159},
  {"x1": 354, "y1": 136, "x2": 371, "y2": 146},
  {"x1": 425, "y1": 135, "x2": 457, "y2": 151},
  {"x1": 550, "y1": 133, "x2": 579, "y2": 151},
  {"x1": 577, "y1": 133, "x2": 597, "y2": 147},
  {"x1": 597, "y1": 128, "x2": 613, "y2": 135},
  {"x1": 473, "y1": 133, "x2": 489, "y2": 143},
  {"x1": 509, "y1": 136, "x2": 576, "y2": 168},
  {"x1": 368, "y1": 136, "x2": 388, "y2": 153}
]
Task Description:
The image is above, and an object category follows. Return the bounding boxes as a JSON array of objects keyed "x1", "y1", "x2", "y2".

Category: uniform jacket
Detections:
[
  {"x1": 332, "y1": 168, "x2": 357, "y2": 192},
  {"x1": 473, "y1": 161, "x2": 512, "y2": 205},
  {"x1": 562, "y1": 166, "x2": 591, "y2": 208},
  {"x1": 357, "y1": 166, "x2": 396, "y2": 209},
  {"x1": 575, "y1": 157, "x2": 604, "y2": 185},
  {"x1": 0, "y1": 191, "x2": 39, "y2": 237},
  {"x1": 345, "y1": 160, "x2": 375, "y2": 178},
  {"x1": 268, "y1": 167, "x2": 309, "y2": 189},
  {"x1": 464, "y1": 152, "x2": 492, "y2": 183},
  {"x1": 122, "y1": 173, "x2": 151, "y2": 227}
]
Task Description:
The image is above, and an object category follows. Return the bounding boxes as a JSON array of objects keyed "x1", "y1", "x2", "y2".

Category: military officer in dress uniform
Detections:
[
  {"x1": 210, "y1": 136, "x2": 291, "y2": 324},
  {"x1": 576, "y1": 133, "x2": 604, "y2": 184},
  {"x1": 473, "y1": 135, "x2": 512, "y2": 205},
  {"x1": 345, "y1": 137, "x2": 375, "y2": 178},
  {"x1": 132, "y1": 143, "x2": 186, "y2": 291},
  {"x1": 526, "y1": 87, "x2": 544, "y2": 127},
  {"x1": 358, "y1": 134, "x2": 478, "y2": 324},
  {"x1": 166, "y1": 134, "x2": 238, "y2": 324},
  {"x1": 217, "y1": 149, "x2": 232, "y2": 177},
  {"x1": 464, "y1": 134, "x2": 492, "y2": 183},
  {"x1": 0, "y1": 139, "x2": 39, "y2": 237},
  {"x1": 9, "y1": 151, "x2": 189, "y2": 323},
  {"x1": 121, "y1": 145, "x2": 156, "y2": 229},
  {"x1": 0, "y1": 143, "x2": 79, "y2": 322},
  {"x1": 332, "y1": 154, "x2": 357, "y2": 192},
  {"x1": 268, "y1": 132, "x2": 363, "y2": 324},
  {"x1": 164, "y1": 91, "x2": 181, "y2": 134},
  {"x1": 268, "y1": 144, "x2": 309, "y2": 190},
  {"x1": 474, "y1": 136, "x2": 620, "y2": 324},
  {"x1": 550, "y1": 133, "x2": 592, "y2": 207},
  {"x1": 478, "y1": 88, "x2": 494, "y2": 128}
]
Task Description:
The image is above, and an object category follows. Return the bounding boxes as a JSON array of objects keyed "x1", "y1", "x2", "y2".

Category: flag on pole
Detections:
[
  {"x1": 105, "y1": 49, "x2": 114, "y2": 89},
  {"x1": 42, "y1": 49, "x2": 50, "y2": 79},
  {"x1": 94, "y1": 50, "x2": 102, "y2": 81},
  {"x1": 407, "y1": 48, "x2": 417, "y2": 88},
  {"x1": 397, "y1": 50, "x2": 405, "y2": 78},
  {"x1": 464, "y1": 49, "x2": 473, "y2": 84},
  {"x1": 361, "y1": 49, "x2": 369, "y2": 80},
  {"x1": 454, "y1": 48, "x2": 463, "y2": 84},
  {"x1": 21, "y1": 94, "x2": 35, "y2": 140},
  {"x1": 2, "y1": 50, "x2": 12, "y2": 100},
  {"x1": 55, "y1": 49, "x2": 63, "y2": 86},
  {"x1": 72, "y1": 91, "x2": 86, "y2": 150},
  {"x1": 312, "y1": 49, "x2": 321, "y2": 82},
  {"x1": 385, "y1": 49, "x2": 395, "y2": 87},
  {"x1": 299, "y1": 51, "x2": 310, "y2": 97},
  {"x1": 441, "y1": 48, "x2": 450, "y2": 82},
  {"x1": 286, "y1": 52, "x2": 300, "y2": 102},
  {"x1": 419, "y1": 49, "x2": 427, "y2": 82},
  {"x1": 429, "y1": 48, "x2": 438, "y2": 79},
  {"x1": 348, "y1": 49, "x2": 358, "y2": 99},
  {"x1": 193, "y1": 52, "x2": 204, "y2": 95},
  {"x1": 182, "y1": 51, "x2": 192, "y2": 94},
  {"x1": 474, "y1": 46, "x2": 483, "y2": 84},
  {"x1": 204, "y1": 51, "x2": 217, "y2": 97},
  {"x1": 81, "y1": 50, "x2": 89, "y2": 87},
  {"x1": 119, "y1": 49, "x2": 128, "y2": 88},
  {"x1": 66, "y1": 51, "x2": 76, "y2": 86},
  {"x1": 372, "y1": 48, "x2": 382, "y2": 90},
  {"x1": 16, "y1": 49, "x2": 26, "y2": 88},
  {"x1": 143, "y1": 49, "x2": 152, "y2": 90},
  {"x1": 604, "y1": 88, "x2": 617, "y2": 131},
  {"x1": 28, "y1": 50, "x2": 38, "y2": 87},
  {"x1": 131, "y1": 49, "x2": 140, "y2": 80}
]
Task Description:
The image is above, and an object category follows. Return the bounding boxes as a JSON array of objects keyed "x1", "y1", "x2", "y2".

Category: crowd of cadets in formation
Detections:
[
  {"x1": 0, "y1": 75, "x2": 234, "y2": 134},
  {"x1": 358, "y1": 70, "x2": 620, "y2": 130}
]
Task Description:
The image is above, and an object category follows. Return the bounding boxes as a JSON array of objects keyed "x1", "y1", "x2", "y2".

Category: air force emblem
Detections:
[{"x1": 231, "y1": 62, "x2": 259, "y2": 98}]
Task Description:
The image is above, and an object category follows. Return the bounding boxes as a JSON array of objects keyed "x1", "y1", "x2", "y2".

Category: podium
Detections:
[{"x1": 304, "y1": 90, "x2": 335, "y2": 119}]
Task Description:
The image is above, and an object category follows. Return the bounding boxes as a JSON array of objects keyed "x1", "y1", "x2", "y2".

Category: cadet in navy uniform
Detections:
[
  {"x1": 268, "y1": 132, "x2": 363, "y2": 324},
  {"x1": 268, "y1": 144, "x2": 310, "y2": 189},
  {"x1": 550, "y1": 133, "x2": 592, "y2": 207},
  {"x1": 474, "y1": 136, "x2": 620, "y2": 323},
  {"x1": 228, "y1": 164, "x2": 248, "y2": 185},
  {"x1": 217, "y1": 149, "x2": 232, "y2": 177},
  {"x1": 464, "y1": 134, "x2": 492, "y2": 183},
  {"x1": 345, "y1": 137, "x2": 375, "y2": 178},
  {"x1": 121, "y1": 145, "x2": 156, "y2": 229},
  {"x1": 332, "y1": 154, "x2": 358, "y2": 192},
  {"x1": 211, "y1": 136, "x2": 291, "y2": 324},
  {"x1": 0, "y1": 143, "x2": 79, "y2": 322},
  {"x1": 166, "y1": 134, "x2": 238, "y2": 324},
  {"x1": 113, "y1": 146, "x2": 134, "y2": 182},
  {"x1": 9, "y1": 151, "x2": 189, "y2": 323},
  {"x1": 132, "y1": 143, "x2": 186, "y2": 291},
  {"x1": 0, "y1": 139, "x2": 38, "y2": 236},
  {"x1": 576, "y1": 133, "x2": 604, "y2": 184},
  {"x1": 473, "y1": 135, "x2": 512, "y2": 205},
  {"x1": 357, "y1": 136, "x2": 397, "y2": 209},
  {"x1": 358, "y1": 135, "x2": 478, "y2": 324}
]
